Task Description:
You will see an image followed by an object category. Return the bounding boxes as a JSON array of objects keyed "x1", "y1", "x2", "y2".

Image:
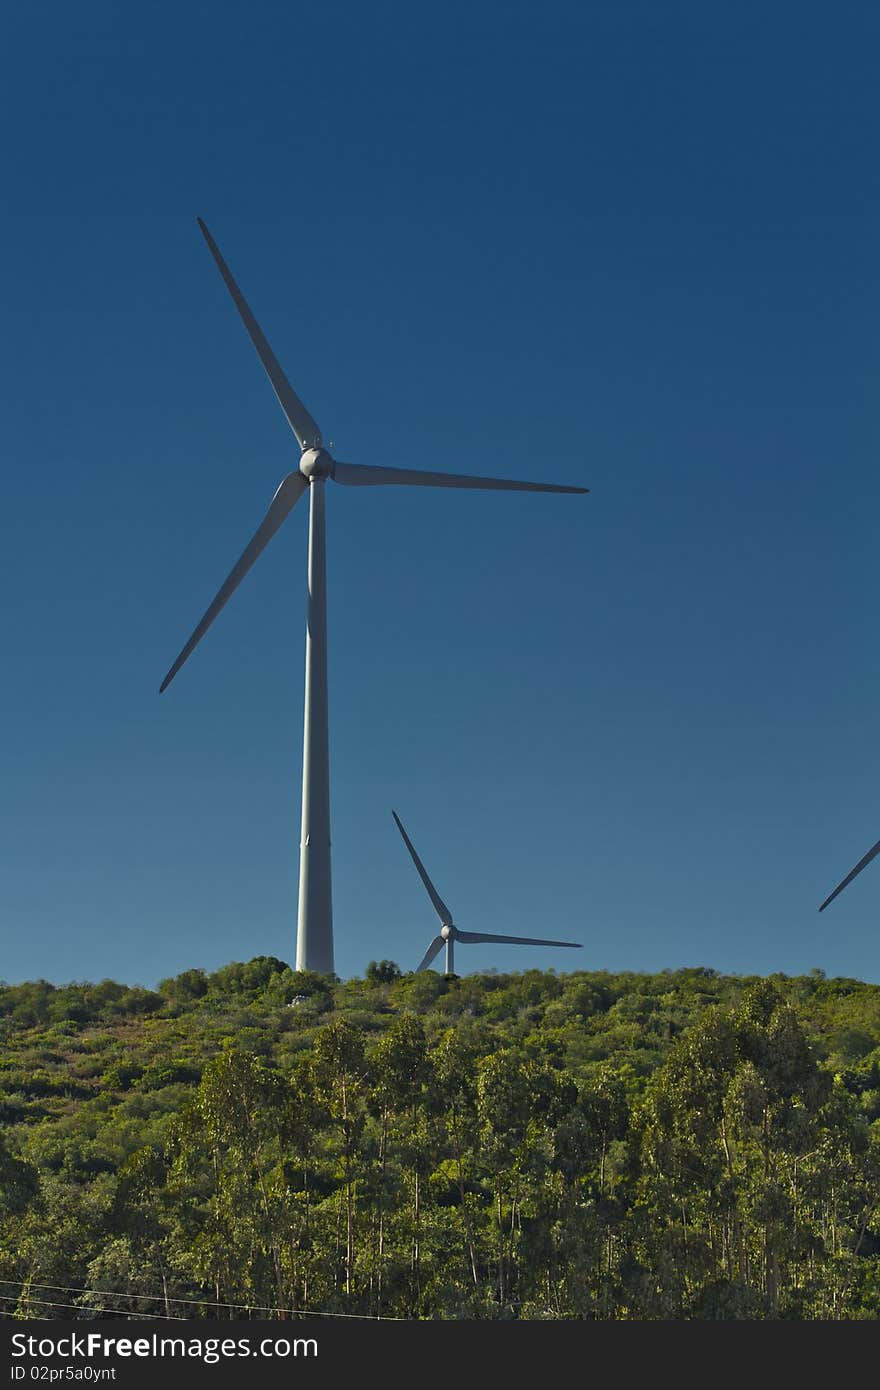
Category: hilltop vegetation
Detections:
[{"x1": 1, "y1": 959, "x2": 879, "y2": 1319}]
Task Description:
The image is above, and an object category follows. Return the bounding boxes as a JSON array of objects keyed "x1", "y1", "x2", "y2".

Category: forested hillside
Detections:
[{"x1": 1, "y1": 959, "x2": 879, "y2": 1319}]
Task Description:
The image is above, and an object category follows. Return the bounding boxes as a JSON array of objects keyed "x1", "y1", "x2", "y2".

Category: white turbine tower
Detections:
[
  {"x1": 392, "y1": 811, "x2": 582, "y2": 973},
  {"x1": 160, "y1": 219, "x2": 589, "y2": 976}
]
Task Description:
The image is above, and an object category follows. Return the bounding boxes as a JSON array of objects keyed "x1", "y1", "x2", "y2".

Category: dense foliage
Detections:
[{"x1": 1, "y1": 959, "x2": 879, "y2": 1319}]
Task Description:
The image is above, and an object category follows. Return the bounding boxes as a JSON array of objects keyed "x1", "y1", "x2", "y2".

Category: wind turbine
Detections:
[
  {"x1": 392, "y1": 810, "x2": 582, "y2": 973},
  {"x1": 160, "y1": 218, "x2": 589, "y2": 976},
  {"x1": 819, "y1": 834, "x2": 880, "y2": 912}
]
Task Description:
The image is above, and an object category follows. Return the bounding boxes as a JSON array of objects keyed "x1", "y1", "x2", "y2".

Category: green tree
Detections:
[{"x1": 312, "y1": 1020, "x2": 368, "y2": 1300}]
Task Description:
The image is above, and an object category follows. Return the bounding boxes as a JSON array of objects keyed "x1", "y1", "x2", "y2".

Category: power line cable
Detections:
[
  {"x1": 0, "y1": 1279, "x2": 404, "y2": 1321},
  {"x1": 0, "y1": 1292, "x2": 188, "y2": 1321}
]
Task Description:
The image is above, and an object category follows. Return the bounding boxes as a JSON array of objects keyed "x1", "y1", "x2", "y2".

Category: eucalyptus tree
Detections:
[
  {"x1": 368, "y1": 1015, "x2": 431, "y2": 1312},
  {"x1": 168, "y1": 1050, "x2": 321, "y2": 1314},
  {"x1": 312, "y1": 1020, "x2": 369, "y2": 1299}
]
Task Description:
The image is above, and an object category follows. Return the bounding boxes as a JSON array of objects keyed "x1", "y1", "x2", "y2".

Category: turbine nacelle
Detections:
[{"x1": 300, "y1": 448, "x2": 334, "y2": 481}]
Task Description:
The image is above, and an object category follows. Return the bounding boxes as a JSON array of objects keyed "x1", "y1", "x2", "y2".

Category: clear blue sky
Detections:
[{"x1": 2, "y1": 3, "x2": 879, "y2": 987}]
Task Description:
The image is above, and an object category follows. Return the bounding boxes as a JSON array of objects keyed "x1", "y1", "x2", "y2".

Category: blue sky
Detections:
[{"x1": 2, "y1": 3, "x2": 880, "y2": 986}]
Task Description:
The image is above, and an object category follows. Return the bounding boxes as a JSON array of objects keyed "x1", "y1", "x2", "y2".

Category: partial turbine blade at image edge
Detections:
[
  {"x1": 159, "y1": 470, "x2": 308, "y2": 693},
  {"x1": 818, "y1": 834, "x2": 880, "y2": 912},
  {"x1": 455, "y1": 930, "x2": 582, "y2": 948},
  {"x1": 416, "y1": 936, "x2": 446, "y2": 972},
  {"x1": 332, "y1": 461, "x2": 588, "y2": 493},
  {"x1": 391, "y1": 810, "x2": 454, "y2": 925},
  {"x1": 197, "y1": 218, "x2": 323, "y2": 450}
]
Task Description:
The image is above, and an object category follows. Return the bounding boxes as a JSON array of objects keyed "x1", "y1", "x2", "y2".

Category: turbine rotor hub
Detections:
[
  {"x1": 300, "y1": 448, "x2": 334, "y2": 480},
  {"x1": 441, "y1": 924, "x2": 454, "y2": 940}
]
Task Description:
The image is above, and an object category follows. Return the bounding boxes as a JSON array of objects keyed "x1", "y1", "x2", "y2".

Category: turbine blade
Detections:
[
  {"x1": 197, "y1": 218, "x2": 323, "y2": 450},
  {"x1": 819, "y1": 834, "x2": 880, "y2": 911},
  {"x1": 455, "y1": 930, "x2": 582, "y2": 948},
  {"x1": 415, "y1": 936, "x2": 446, "y2": 972},
  {"x1": 392, "y1": 810, "x2": 454, "y2": 925},
  {"x1": 333, "y1": 461, "x2": 587, "y2": 494},
  {"x1": 160, "y1": 470, "x2": 308, "y2": 693}
]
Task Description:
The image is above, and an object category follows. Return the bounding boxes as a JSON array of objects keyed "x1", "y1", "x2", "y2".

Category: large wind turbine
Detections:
[
  {"x1": 819, "y1": 834, "x2": 880, "y2": 913},
  {"x1": 160, "y1": 219, "x2": 588, "y2": 976},
  {"x1": 392, "y1": 810, "x2": 582, "y2": 973}
]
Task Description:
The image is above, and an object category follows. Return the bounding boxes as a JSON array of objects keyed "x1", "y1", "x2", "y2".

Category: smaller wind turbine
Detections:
[
  {"x1": 392, "y1": 810, "x2": 582, "y2": 973},
  {"x1": 819, "y1": 832, "x2": 880, "y2": 912}
]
